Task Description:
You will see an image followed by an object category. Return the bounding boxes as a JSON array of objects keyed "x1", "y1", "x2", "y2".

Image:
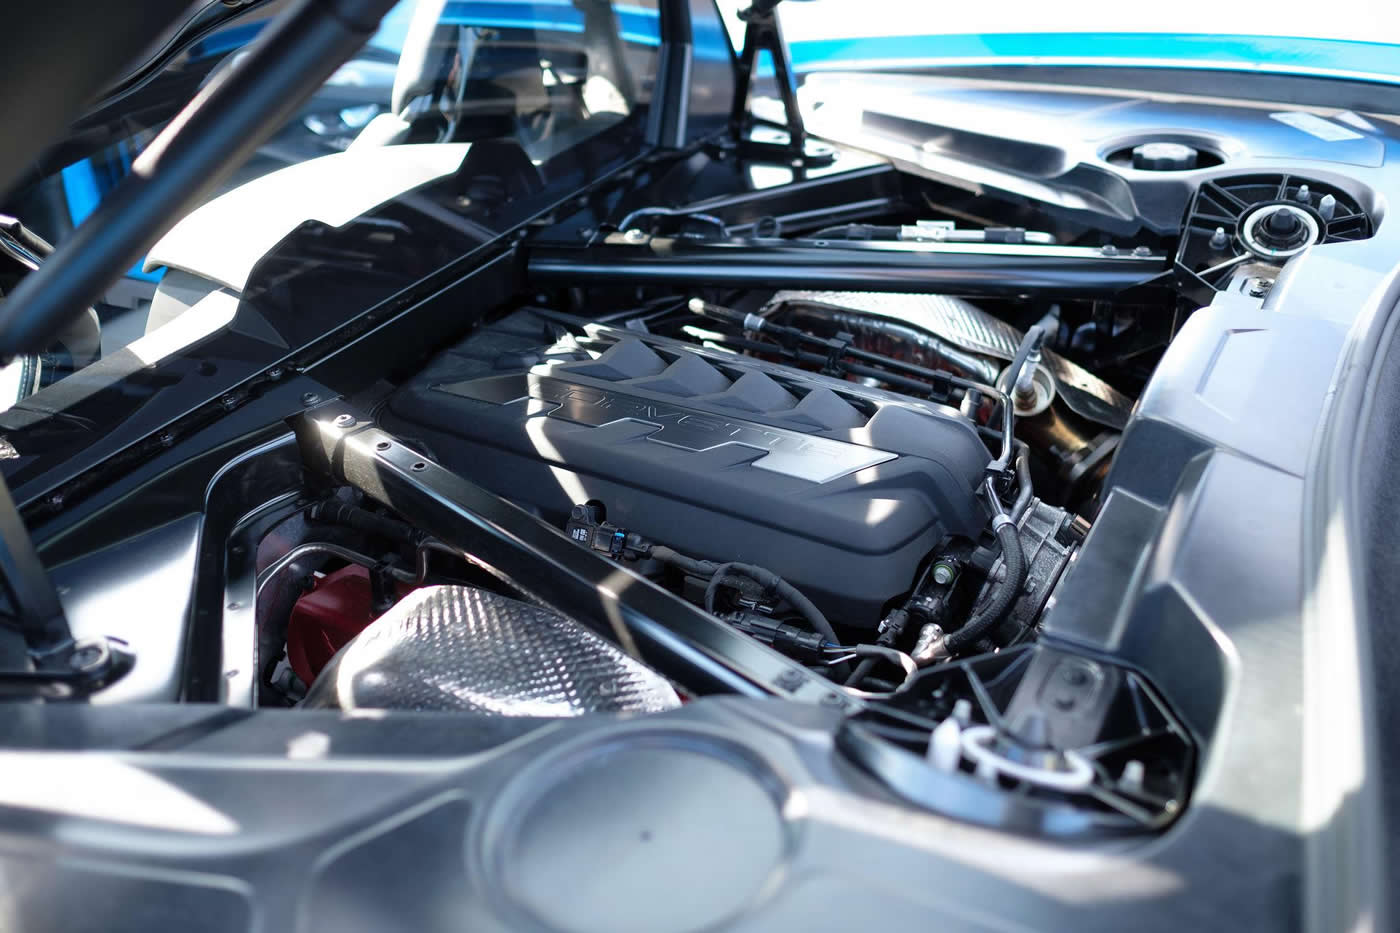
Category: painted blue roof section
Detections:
[
  {"x1": 437, "y1": 1, "x2": 659, "y2": 45},
  {"x1": 785, "y1": 32, "x2": 1400, "y2": 85}
]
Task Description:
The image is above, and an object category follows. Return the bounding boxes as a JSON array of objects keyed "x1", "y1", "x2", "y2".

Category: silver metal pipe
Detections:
[{"x1": 255, "y1": 542, "x2": 416, "y2": 598}]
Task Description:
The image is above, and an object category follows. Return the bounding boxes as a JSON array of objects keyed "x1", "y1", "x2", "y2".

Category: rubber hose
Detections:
[
  {"x1": 704, "y1": 562, "x2": 741, "y2": 613},
  {"x1": 309, "y1": 501, "x2": 421, "y2": 545},
  {"x1": 845, "y1": 657, "x2": 877, "y2": 688},
  {"x1": 1010, "y1": 442, "x2": 1034, "y2": 523},
  {"x1": 651, "y1": 548, "x2": 840, "y2": 647},
  {"x1": 649, "y1": 546, "x2": 718, "y2": 578},
  {"x1": 770, "y1": 576, "x2": 838, "y2": 645},
  {"x1": 708, "y1": 560, "x2": 839, "y2": 647},
  {"x1": 851, "y1": 644, "x2": 918, "y2": 690},
  {"x1": 944, "y1": 521, "x2": 1026, "y2": 653}
]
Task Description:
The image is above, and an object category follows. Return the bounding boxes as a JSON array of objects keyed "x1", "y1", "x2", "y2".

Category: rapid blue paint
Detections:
[
  {"x1": 438, "y1": 0, "x2": 660, "y2": 45},
  {"x1": 187, "y1": 22, "x2": 265, "y2": 60},
  {"x1": 784, "y1": 32, "x2": 1400, "y2": 85},
  {"x1": 61, "y1": 161, "x2": 164, "y2": 283},
  {"x1": 59, "y1": 162, "x2": 102, "y2": 226}
]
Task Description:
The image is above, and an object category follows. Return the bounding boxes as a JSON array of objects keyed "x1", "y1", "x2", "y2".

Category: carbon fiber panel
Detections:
[{"x1": 302, "y1": 586, "x2": 680, "y2": 715}]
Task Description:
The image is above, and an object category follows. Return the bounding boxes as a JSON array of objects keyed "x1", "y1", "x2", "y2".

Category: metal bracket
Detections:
[
  {"x1": 290, "y1": 403, "x2": 859, "y2": 711},
  {"x1": 727, "y1": 0, "x2": 834, "y2": 168},
  {"x1": 0, "y1": 638, "x2": 135, "y2": 700},
  {"x1": 0, "y1": 470, "x2": 131, "y2": 698}
]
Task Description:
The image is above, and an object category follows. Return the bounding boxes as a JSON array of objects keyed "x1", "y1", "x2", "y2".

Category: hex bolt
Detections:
[
  {"x1": 332, "y1": 413, "x2": 355, "y2": 428},
  {"x1": 774, "y1": 669, "x2": 804, "y2": 691},
  {"x1": 68, "y1": 644, "x2": 105, "y2": 672}
]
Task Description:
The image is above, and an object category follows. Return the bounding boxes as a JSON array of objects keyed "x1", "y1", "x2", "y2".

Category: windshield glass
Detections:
[{"x1": 0, "y1": 0, "x2": 660, "y2": 415}]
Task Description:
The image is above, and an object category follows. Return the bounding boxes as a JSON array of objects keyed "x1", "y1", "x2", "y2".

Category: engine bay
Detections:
[
  {"x1": 207, "y1": 139, "x2": 1391, "y2": 842},
  {"x1": 8, "y1": 66, "x2": 1390, "y2": 894},
  {"x1": 6, "y1": 0, "x2": 1400, "y2": 924}
]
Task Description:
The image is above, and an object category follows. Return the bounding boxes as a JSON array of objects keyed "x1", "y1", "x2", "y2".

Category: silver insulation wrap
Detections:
[
  {"x1": 302, "y1": 586, "x2": 680, "y2": 715},
  {"x1": 767, "y1": 290, "x2": 1133, "y2": 429}
]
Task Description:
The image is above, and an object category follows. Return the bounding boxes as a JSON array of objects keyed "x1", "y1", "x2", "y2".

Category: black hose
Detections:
[
  {"x1": 703, "y1": 562, "x2": 741, "y2": 613},
  {"x1": 651, "y1": 546, "x2": 839, "y2": 646},
  {"x1": 768, "y1": 573, "x2": 838, "y2": 645},
  {"x1": 308, "y1": 501, "x2": 422, "y2": 546},
  {"x1": 701, "y1": 564, "x2": 835, "y2": 646},
  {"x1": 848, "y1": 644, "x2": 917, "y2": 692},
  {"x1": 649, "y1": 545, "x2": 718, "y2": 578},
  {"x1": 845, "y1": 656, "x2": 877, "y2": 687},
  {"x1": 1010, "y1": 442, "x2": 1034, "y2": 523},
  {"x1": 944, "y1": 520, "x2": 1026, "y2": 653}
]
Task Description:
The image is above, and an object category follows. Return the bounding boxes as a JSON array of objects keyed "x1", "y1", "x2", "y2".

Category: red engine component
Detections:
[{"x1": 286, "y1": 564, "x2": 413, "y2": 685}]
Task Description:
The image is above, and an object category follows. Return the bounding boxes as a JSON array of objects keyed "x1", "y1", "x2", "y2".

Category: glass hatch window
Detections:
[{"x1": 0, "y1": 0, "x2": 660, "y2": 412}]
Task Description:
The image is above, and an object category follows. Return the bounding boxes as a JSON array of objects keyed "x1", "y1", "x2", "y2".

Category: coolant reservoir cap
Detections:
[{"x1": 1131, "y1": 142, "x2": 1199, "y2": 171}]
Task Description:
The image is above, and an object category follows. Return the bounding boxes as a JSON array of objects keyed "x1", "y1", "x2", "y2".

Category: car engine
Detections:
[{"x1": 364, "y1": 279, "x2": 1112, "y2": 693}]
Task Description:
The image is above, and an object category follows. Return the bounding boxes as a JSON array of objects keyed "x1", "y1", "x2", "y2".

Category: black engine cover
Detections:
[{"x1": 383, "y1": 313, "x2": 991, "y2": 627}]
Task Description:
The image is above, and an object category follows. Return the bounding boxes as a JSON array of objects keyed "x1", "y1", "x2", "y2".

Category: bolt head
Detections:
[
  {"x1": 774, "y1": 669, "x2": 804, "y2": 691},
  {"x1": 332, "y1": 413, "x2": 355, "y2": 428},
  {"x1": 68, "y1": 643, "x2": 106, "y2": 672},
  {"x1": 301, "y1": 392, "x2": 321, "y2": 406}
]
